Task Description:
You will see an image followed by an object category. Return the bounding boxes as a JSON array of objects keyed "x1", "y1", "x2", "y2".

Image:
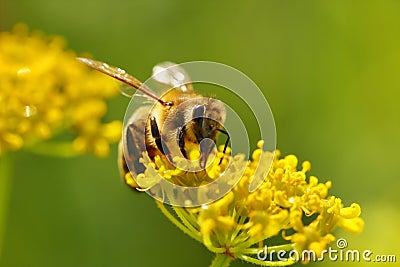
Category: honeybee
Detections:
[{"x1": 77, "y1": 58, "x2": 230, "y2": 189}]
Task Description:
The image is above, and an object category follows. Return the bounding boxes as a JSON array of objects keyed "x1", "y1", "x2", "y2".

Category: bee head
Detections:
[
  {"x1": 165, "y1": 97, "x2": 228, "y2": 169},
  {"x1": 192, "y1": 99, "x2": 225, "y2": 141}
]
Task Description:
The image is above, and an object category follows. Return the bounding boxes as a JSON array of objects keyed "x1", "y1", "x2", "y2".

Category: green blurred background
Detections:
[{"x1": 1, "y1": 1, "x2": 399, "y2": 266}]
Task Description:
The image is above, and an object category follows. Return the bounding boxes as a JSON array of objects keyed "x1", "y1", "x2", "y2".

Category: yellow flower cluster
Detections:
[
  {"x1": 0, "y1": 24, "x2": 122, "y2": 157},
  {"x1": 131, "y1": 143, "x2": 228, "y2": 189},
  {"x1": 151, "y1": 142, "x2": 364, "y2": 266}
]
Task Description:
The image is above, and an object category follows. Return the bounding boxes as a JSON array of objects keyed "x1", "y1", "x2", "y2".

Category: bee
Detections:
[{"x1": 77, "y1": 58, "x2": 230, "y2": 189}]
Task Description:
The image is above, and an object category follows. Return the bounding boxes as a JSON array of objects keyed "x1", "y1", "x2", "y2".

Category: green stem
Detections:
[
  {"x1": 203, "y1": 232, "x2": 226, "y2": 254},
  {"x1": 210, "y1": 253, "x2": 233, "y2": 267},
  {"x1": 0, "y1": 153, "x2": 13, "y2": 261},
  {"x1": 156, "y1": 201, "x2": 202, "y2": 242},
  {"x1": 172, "y1": 206, "x2": 200, "y2": 235},
  {"x1": 227, "y1": 211, "x2": 246, "y2": 246}
]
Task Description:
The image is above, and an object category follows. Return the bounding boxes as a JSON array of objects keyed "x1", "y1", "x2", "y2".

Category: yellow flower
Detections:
[
  {"x1": 0, "y1": 24, "x2": 122, "y2": 157},
  {"x1": 148, "y1": 142, "x2": 364, "y2": 266},
  {"x1": 136, "y1": 143, "x2": 230, "y2": 188}
]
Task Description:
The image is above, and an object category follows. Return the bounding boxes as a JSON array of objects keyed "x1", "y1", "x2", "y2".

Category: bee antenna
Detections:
[{"x1": 216, "y1": 128, "x2": 230, "y2": 165}]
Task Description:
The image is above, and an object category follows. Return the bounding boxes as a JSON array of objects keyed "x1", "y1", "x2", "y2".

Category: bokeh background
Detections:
[{"x1": 1, "y1": 1, "x2": 399, "y2": 266}]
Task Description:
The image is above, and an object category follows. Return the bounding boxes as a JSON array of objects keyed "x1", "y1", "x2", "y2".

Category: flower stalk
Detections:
[
  {"x1": 0, "y1": 153, "x2": 13, "y2": 261},
  {"x1": 156, "y1": 201, "x2": 202, "y2": 242},
  {"x1": 210, "y1": 253, "x2": 233, "y2": 267}
]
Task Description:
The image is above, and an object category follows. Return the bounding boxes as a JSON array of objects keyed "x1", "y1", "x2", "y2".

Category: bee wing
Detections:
[
  {"x1": 77, "y1": 57, "x2": 161, "y2": 103},
  {"x1": 120, "y1": 106, "x2": 150, "y2": 187},
  {"x1": 119, "y1": 85, "x2": 157, "y2": 103},
  {"x1": 152, "y1": 62, "x2": 194, "y2": 92}
]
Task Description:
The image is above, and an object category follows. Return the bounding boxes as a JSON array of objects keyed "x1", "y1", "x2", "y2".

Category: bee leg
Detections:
[
  {"x1": 150, "y1": 117, "x2": 172, "y2": 161},
  {"x1": 216, "y1": 128, "x2": 230, "y2": 165},
  {"x1": 177, "y1": 126, "x2": 188, "y2": 159},
  {"x1": 199, "y1": 141, "x2": 214, "y2": 169}
]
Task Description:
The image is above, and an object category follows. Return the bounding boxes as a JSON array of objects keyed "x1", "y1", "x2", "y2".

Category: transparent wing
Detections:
[
  {"x1": 77, "y1": 57, "x2": 162, "y2": 103},
  {"x1": 152, "y1": 62, "x2": 194, "y2": 92},
  {"x1": 119, "y1": 84, "x2": 154, "y2": 103},
  {"x1": 121, "y1": 106, "x2": 150, "y2": 180},
  {"x1": 120, "y1": 86, "x2": 155, "y2": 104}
]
